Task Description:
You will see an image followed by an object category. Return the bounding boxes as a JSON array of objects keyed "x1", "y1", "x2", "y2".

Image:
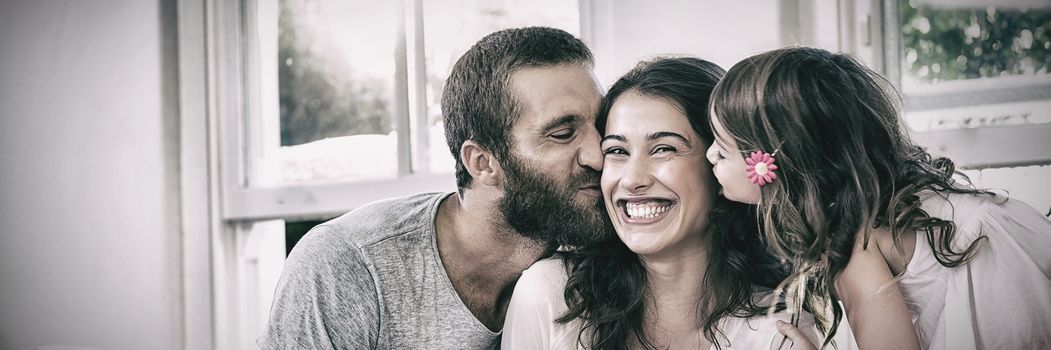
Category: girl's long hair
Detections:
[
  {"x1": 708, "y1": 47, "x2": 990, "y2": 347},
  {"x1": 556, "y1": 56, "x2": 789, "y2": 349}
]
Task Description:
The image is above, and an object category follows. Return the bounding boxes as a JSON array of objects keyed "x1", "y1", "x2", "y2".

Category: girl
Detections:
[
  {"x1": 502, "y1": 56, "x2": 820, "y2": 349},
  {"x1": 705, "y1": 46, "x2": 1051, "y2": 349}
]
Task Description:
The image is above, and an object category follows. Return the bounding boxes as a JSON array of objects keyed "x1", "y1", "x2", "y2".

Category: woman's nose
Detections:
[{"x1": 619, "y1": 157, "x2": 653, "y2": 193}]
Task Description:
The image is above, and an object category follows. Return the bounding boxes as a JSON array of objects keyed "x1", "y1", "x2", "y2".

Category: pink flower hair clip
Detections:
[{"x1": 745, "y1": 150, "x2": 778, "y2": 186}]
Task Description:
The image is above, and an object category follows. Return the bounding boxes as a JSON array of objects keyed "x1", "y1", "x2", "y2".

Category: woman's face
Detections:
[
  {"x1": 705, "y1": 111, "x2": 761, "y2": 204},
  {"x1": 600, "y1": 91, "x2": 716, "y2": 258}
]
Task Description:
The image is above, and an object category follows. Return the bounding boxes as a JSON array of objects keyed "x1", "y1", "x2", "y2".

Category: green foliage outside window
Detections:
[
  {"x1": 901, "y1": 0, "x2": 1051, "y2": 83},
  {"x1": 278, "y1": 0, "x2": 392, "y2": 146}
]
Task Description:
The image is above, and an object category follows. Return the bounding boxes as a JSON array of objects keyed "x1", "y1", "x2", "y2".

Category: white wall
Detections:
[
  {"x1": 964, "y1": 166, "x2": 1051, "y2": 216},
  {"x1": 0, "y1": 0, "x2": 182, "y2": 349},
  {"x1": 589, "y1": 0, "x2": 784, "y2": 88}
]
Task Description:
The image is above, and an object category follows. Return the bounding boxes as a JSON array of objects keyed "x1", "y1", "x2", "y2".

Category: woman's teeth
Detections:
[{"x1": 625, "y1": 202, "x2": 671, "y2": 219}]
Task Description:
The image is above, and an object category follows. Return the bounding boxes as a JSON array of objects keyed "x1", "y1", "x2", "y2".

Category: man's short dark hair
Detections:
[{"x1": 441, "y1": 26, "x2": 594, "y2": 195}]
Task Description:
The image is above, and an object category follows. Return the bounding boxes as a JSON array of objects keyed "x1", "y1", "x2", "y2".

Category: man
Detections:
[{"x1": 258, "y1": 27, "x2": 610, "y2": 349}]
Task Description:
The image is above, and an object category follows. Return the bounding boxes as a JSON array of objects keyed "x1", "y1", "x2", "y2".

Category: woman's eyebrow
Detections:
[
  {"x1": 648, "y1": 131, "x2": 691, "y2": 147},
  {"x1": 601, "y1": 134, "x2": 626, "y2": 144}
]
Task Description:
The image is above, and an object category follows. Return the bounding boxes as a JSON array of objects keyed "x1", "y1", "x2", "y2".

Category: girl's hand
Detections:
[{"x1": 775, "y1": 320, "x2": 818, "y2": 350}]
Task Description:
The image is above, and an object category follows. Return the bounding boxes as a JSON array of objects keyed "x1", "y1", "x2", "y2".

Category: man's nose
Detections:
[{"x1": 578, "y1": 128, "x2": 603, "y2": 171}]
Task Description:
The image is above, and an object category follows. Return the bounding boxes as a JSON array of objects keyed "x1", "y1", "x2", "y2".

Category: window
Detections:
[
  {"x1": 226, "y1": 0, "x2": 582, "y2": 220},
  {"x1": 266, "y1": 0, "x2": 402, "y2": 185},
  {"x1": 881, "y1": 0, "x2": 1051, "y2": 167}
]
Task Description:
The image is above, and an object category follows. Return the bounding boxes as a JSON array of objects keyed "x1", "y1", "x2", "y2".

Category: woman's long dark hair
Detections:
[
  {"x1": 709, "y1": 47, "x2": 991, "y2": 347},
  {"x1": 556, "y1": 57, "x2": 790, "y2": 349}
]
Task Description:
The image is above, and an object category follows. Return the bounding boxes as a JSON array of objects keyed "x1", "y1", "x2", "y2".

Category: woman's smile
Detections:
[{"x1": 618, "y1": 197, "x2": 676, "y2": 223}]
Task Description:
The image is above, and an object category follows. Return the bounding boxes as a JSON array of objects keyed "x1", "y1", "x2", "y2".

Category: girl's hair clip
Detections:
[{"x1": 746, "y1": 150, "x2": 778, "y2": 186}]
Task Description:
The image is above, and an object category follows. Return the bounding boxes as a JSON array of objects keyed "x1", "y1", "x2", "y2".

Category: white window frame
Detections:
[
  {"x1": 222, "y1": 0, "x2": 454, "y2": 223},
  {"x1": 221, "y1": 0, "x2": 597, "y2": 222},
  {"x1": 176, "y1": 0, "x2": 218, "y2": 348},
  {"x1": 177, "y1": 0, "x2": 593, "y2": 348}
]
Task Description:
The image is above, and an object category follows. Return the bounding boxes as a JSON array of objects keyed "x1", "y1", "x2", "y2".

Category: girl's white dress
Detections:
[
  {"x1": 900, "y1": 192, "x2": 1051, "y2": 349},
  {"x1": 501, "y1": 258, "x2": 821, "y2": 350}
]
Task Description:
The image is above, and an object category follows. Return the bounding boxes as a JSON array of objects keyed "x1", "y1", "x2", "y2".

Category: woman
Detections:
[{"x1": 501, "y1": 56, "x2": 820, "y2": 349}]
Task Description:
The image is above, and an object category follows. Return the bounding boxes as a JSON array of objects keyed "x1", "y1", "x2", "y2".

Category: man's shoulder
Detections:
[
  {"x1": 283, "y1": 192, "x2": 448, "y2": 275},
  {"x1": 321, "y1": 192, "x2": 450, "y2": 248}
]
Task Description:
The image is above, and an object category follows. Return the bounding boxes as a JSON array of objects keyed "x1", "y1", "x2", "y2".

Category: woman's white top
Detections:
[
  {"x1": 502, "y1": 259, "x2": 821, "y2": 350},
  {"x1": 899, "y1": 192, "x2": 1051, "y2": 349}
]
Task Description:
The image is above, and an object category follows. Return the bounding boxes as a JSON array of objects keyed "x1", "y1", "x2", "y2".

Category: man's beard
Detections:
[{"x1": 499, "y1": 153, "x2": 613, "y2": 247}]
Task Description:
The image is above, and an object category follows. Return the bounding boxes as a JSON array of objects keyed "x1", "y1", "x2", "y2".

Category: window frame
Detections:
[
  {"x1": 176, "y1": 0, "x2": 218, "y2": 347},
  {"x1": 224, "y1": 0, "x2": 456, "y2": 222},
  {"x1": 219, "y1": 0, "x2": 596, "y2": 222}
]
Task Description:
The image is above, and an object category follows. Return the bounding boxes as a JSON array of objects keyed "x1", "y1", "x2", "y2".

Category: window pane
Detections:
[
  {"x1": 267, "y1": 0, "x2": 399, "y2": 184},
  {"x1": 898, "y1": 0, "x2": 1051, "y2": 130},
  {"x1": 420, "y1": 0, "x2": 580, "y2": 174},
  {"x1": 900, "y1": 0, "x2": 1051, "y2": 89},
  {"x1": 285, "y1": 218, "x2": 330, "y2": 256}
]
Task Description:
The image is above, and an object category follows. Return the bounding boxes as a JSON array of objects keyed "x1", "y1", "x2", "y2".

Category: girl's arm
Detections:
[{"x1": 834, "y1": 232, "x2": 921, "y2": 350}]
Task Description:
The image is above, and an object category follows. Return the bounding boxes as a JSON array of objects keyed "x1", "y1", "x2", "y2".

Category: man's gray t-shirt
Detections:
[{"x1": 258, "y1": 192, "x2": 499, "y2": 349}]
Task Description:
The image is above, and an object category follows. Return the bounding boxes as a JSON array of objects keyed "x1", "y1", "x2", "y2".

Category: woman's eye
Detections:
[
  {"x1": 603, "y1": 147, "x2": 627, "y2": 156},
  {"x1": 652, "y1": 145, "x2": 676, "y2": 155},
  {"x1": 550, "y1": 129, "x2": 575, "y2": 140}
]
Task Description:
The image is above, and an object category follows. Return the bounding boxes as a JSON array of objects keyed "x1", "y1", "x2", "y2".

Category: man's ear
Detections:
[{"x1": 460, "y1": 140, "x2": 503, "y2": 187}]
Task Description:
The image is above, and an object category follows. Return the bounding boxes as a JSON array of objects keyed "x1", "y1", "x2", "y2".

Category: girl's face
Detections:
[
  {"x1": 706, "y1": 111, "x2": 761, "y2": 204},
  {"x1": 600, "y1": 91, "x2": 716, "y2": 258}
]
